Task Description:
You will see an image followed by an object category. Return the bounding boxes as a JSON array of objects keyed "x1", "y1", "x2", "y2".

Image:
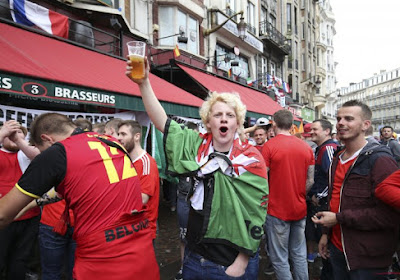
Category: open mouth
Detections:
[{"x1": 220, "y1": 127, "x2": 228, "y2": 133}]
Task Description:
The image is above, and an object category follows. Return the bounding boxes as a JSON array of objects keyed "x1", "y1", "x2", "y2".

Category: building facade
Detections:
[
  {"x1": 337, "y1": 68, "x2": 400, "y2": 135},
  {"x1": 0, "y1": 0, "x2": 337, "y2": 122}
]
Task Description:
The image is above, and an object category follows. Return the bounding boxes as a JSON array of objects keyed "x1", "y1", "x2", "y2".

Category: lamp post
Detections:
[{"x1": 203, "y1": 10, "x2": 247, "y2": 40}]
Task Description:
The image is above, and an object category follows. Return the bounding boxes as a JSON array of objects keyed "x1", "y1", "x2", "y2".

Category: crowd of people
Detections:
[{"x1": 0, "y1": 56, "x2": 399, "y2": 280}]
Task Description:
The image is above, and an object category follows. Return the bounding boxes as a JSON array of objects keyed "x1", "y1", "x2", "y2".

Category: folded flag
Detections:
[
  {"x1": 246, "y1": 78, "x2": 255, "y2": 86},
  {"x1": 173, "y1": 44, "x2": 180, "y2": 57},
  {"x1": 10, "y1": 0, "x2": 69, "y2": 38},
  {"x1": 282, "y1": 81, "x2": 291, "y2": 93}
]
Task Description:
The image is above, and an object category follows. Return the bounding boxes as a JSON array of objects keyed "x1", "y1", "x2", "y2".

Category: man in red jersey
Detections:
[
  {"x1": 117, "y1": 120, "x2": 160, "y2": 241},
  {"x1": 0, "y1": 120, "x2": 40, "y2": 280},
  {"x1": 0, "y1": 113, "x2": 159, "y2": 280},
  {"x1": 313, "y1": 100, "x2": 399, "y2": 280},
  {"x1": 261, "y1": 109, "x2": 315, "y2": 280}
]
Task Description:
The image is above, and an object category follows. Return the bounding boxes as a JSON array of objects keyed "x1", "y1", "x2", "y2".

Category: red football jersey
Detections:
[{"x1": 132, "y1": 152, "x2": 160, "y2": 240}]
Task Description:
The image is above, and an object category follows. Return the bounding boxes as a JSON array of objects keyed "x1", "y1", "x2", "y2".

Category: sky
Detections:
[{"x1": 330, "y1": 0, "x2": 400, "y2": 88}]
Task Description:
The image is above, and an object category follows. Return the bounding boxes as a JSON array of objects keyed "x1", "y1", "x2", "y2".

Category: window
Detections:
[
  {"x1": 130, "y1": 0, "x2": 149, "y2": 34},
  {"x1": 287, "y1": 3, "x2": 292, "y2": 32},
  {"x1": 247, "y1": 2, "x2": 256, "y2": 32},
  {"x1": 216, "y1": 44, "x2": 249, "y2": 78},
  {"x1": 269, "y1": 14, "x2": 276, "y2": 27},
  {"x1": 261, "y1": 7, "x2": 267, "y2": 23},
  {"x1": 302, "y1": 22, "x2": 305, "y2": 39},
  {"x1": 271, "y1": 62, "x2": 276, "y2": 76},
  {"x1": 226, "y1": 0, "x2": 236, "y2": 11},
  {"x1": 294, "y1": 7, "x2": 298, "y2": 34},
  {"x1": 159, "y1": 7, "x2": 199, "y2": 55}
]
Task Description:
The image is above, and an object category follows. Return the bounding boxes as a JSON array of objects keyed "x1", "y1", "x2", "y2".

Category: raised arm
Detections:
[
  {"x1": 10, "y1": 133, "x2": 40, "y2": 160},
  {"x1": 126, "y1": 57, "x2": 167, "y2": 133}
]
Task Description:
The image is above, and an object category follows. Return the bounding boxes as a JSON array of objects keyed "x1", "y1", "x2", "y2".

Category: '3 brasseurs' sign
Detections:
[{"x1": 0, "y1": 73, "x2": 116, "y2": 106}]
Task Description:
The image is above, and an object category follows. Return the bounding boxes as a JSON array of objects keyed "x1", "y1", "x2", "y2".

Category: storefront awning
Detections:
[
  {"x1": 177, "y1": 64, "x2": 284, "y2": 118},
  {"x1": 0, "y1": 22, "x2": 203, "y2": 118}
]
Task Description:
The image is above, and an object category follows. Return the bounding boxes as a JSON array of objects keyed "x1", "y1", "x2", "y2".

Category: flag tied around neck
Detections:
[{"x1": 10, "y1": 0, "x2": 69, "y2": 38}]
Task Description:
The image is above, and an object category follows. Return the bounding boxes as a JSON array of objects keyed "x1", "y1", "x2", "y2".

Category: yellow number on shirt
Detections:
[{"x1": 88, "y1": 141, "x2": 136, "y2": 184}]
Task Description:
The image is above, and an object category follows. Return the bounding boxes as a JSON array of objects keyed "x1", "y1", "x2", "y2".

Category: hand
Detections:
[
  {"x1": 318, "y1": 234, "x2": 330, "y2": 259},
  {"x1": 225, "y1": 262, "x2": 246, "y2": 278},
  {"x1": 125, "y1": 56, "x2": 149, "y2": 85},
  {"x1": 311, "y1": 211, "x2": 338, "y2": 228},
  {"x1": 225, "y1": 252, "x2": 248, "y2": 277},
  {"x1": 0, "y1": 120, "x2": 20, "y2": 140}
]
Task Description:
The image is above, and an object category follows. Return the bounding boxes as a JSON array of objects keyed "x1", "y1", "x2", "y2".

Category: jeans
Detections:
[
  {"x1": 329, "y1": 242, "x2": 389, "y2": 280},
  {"x1": 39, "y1": 223, "x2": 76, "y2": 280},
  {"x1": 0, "y1": 215, "x2": 40, "y2": 280},
  {"x1": 266, "y1": 215, "x2": 308, "y2": 280},
  {"x1": 182, "y1": 248, "x2": 259, "y2": 280}
]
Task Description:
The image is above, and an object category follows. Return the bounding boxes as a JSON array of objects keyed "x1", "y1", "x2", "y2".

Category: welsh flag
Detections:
[{"x1": 164, "y1": 120, "x2": 268, "y2": 254}]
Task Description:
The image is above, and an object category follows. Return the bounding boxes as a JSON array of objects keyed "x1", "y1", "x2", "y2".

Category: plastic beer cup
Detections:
[{"x1": 127, "y1": 41, "x2": 146, "y2": 79}]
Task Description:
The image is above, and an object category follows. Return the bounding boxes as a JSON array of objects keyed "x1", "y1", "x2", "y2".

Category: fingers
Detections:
[{"x1": 311, "y1": 213, "x2": 322, "y2": 224}]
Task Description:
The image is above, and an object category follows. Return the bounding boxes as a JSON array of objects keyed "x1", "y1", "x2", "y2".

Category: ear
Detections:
[
  {"x1": 134, "y1": 132, "x2": 141, "y2": 142},
  {"x1": 362, "y1": 120, "x2": 371, "y2": 132},
  {"x1": 40, "y1": 134, "x2": 55, "y2": 144}
]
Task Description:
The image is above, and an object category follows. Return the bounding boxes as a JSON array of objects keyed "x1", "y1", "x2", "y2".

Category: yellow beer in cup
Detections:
[
  {"x1": 129, "y1": 54, "x2": 145, "y2": 79},
  {"x1": 126, "y1": 41, "x2": 146, "y2": 79}
]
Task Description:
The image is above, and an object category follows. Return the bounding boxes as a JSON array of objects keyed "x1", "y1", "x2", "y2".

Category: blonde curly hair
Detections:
[{"x1": 199, "y1": 91, "x2": 246, "y2": 134}]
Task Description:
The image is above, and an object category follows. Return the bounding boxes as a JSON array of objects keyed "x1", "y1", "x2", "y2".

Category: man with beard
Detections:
[
  {"x1": 313, "y1": 100, "x2": 399, "y2": 280},
  {"x1": 117, "y1": 120, "x2": 159, "y2": 241},
  {"x1": 0, "y1": 120, "x2": 40, "y2": 280}
]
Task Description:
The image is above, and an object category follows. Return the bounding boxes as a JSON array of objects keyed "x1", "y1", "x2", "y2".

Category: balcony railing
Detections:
[
  {"x1": 246, "y1": 24, "x2": 256, "y2": 35},
  {"x1": 259, "y1": 20, "x2": 287, "y2": 47},
  {"x1": 0, "y1": 3, "x2": 123, "y2": 57}
]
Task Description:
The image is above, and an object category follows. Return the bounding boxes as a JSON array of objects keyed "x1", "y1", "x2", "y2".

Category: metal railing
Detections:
[
  {"x1": 246, "y1": 23, "x2": 256, "y2": 35},
  {"x1": 0, "y1": 2, "x2": 123, "y2": 57},
  {"x1": 259, "y1": 20, "x2": 287, "y2": 47}
]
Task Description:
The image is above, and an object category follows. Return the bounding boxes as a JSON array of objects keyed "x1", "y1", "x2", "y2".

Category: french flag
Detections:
[{"x1": 10, "y1": 0, "x2": 69, "y2": 38}]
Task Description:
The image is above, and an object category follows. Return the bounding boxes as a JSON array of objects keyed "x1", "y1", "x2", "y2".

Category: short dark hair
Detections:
[
  {"x1": 313, "y1": 119, "x2": 333, "y2": 135},
  {"x1": 118, "y1": 120, "x2": 142, "y2": 136},
  {"x1": 273, "y1": 109, "x2": 293, "y2": 130},
  {"x1": 30, "y1": 113, "x2": 75, "y2": 146},
  {"x1": 382, "y1": 125, "x2": 394, "y2": 132},
  {"x1": 74, "y1": 117, "x2": 92, "y2": 132},
  {"x1": 254, "y1": 126, "x2": 267, "y2": 133},
  {"x1": 341, "y1": 100, "x2": 372, "y2": 120}
]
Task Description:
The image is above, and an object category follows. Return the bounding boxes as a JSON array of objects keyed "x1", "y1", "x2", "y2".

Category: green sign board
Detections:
[
  {"x1": 0, "y1": 73, "x2": 200, "y2": 118},
  {"x1": 301, "y1": 107, "x2": 315, "y2": 123}
]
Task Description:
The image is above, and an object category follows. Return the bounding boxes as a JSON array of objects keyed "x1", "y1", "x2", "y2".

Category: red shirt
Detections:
[
  {"x1": 40, "y1": 200, "x2": 75, "y2": 228},
  {"x1": 132, "y1": 152, "x2": 160, "y2": 239},
  {"x1": 330, "y1": 154, "x2": 357, "y2": 252},
  {"x1": 0, "y1": 149, "x2": 39, "y2": 220},
  {"x1": 262, "y1": 134, "x2": 315, "y2": 221},
  {"x1": 375, "y1": 169, "x2": 400, "y2": 209}
]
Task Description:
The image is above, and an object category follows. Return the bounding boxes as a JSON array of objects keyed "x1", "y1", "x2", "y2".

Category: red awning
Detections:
[
  {"x1": 0, "y1": 23, "x2": 202, "y2": 113},
  {"x1": 178, "y1": 65, "x2": 285, "y2": 116}
]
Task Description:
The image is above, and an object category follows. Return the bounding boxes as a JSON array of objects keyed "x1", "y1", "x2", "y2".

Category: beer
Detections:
[{"x1": 129, "y1": 55, "x2": 145, "y2": 79}]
